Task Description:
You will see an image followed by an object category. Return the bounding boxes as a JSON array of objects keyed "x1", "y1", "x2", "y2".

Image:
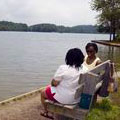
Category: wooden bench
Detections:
[{"x1": 45, "y1": 60, "x2": 112, "y2": 120}]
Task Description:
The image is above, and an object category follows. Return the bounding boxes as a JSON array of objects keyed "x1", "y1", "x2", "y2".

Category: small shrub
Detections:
[
  {"x1": 97, "y1": 98, "x2": 112, "y2": 111},
  {"x1": 116, "y1": 33, "x2": 120, "y2": 41},
  {"x1": 86, "y1": 99, "x2": 120, "y2": 120}
]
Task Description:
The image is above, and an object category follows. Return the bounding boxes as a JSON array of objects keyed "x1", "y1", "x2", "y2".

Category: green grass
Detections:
[
  {"x1": 86, "y1": 78, "x2": 120, "y2": 120},
  {"x1": 86, "y1": 99, "x2": 120, "y2": 120},
  {"x1": 110, "y1": 78, "x2": 120, "y2": 106}
]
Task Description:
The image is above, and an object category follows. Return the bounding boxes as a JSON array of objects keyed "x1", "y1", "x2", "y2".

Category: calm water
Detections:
[{"x1": 0, "y1": 32, "x2": 120, "y2": 101}]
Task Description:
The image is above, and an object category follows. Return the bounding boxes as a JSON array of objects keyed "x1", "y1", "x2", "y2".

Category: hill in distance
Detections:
[{"x1": 0, "y1": 21, "x2": 98, "y2": 33}]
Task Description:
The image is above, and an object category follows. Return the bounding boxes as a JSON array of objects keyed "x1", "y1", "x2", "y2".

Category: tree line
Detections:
[
  {"x1": 91, "y1": 0, "x2": 120, "y2": 41},
  {"x1": 0, "y1": 21, "x2": 28, "y2": 31},
  {"x1": 0, "y1": 21, "x2": 98, "y2": 33}
]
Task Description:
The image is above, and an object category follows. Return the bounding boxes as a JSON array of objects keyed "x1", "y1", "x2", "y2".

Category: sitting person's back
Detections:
[
  {"x1": 40, "y1": 48, "x2": 88, "y2": 118},
  {"x1": 51, "y1": 64, "x2": 87, "y2": 104}
]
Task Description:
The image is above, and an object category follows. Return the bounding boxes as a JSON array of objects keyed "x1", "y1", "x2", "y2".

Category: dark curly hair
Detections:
[
  {"x1": 85, "y1": 42, "x2": 98, "y2": 53},
  {"x1": 65, "y1": 48, "x2": 84, "y2": 68}
]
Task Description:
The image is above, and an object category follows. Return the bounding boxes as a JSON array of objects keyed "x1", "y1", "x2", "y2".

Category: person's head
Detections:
[
  {"x1": 65, "y1": 48, "x2": 84, "y2": 68},
  {"x1": 85, "y1": 43, "x2": 98, "y2": 58}
]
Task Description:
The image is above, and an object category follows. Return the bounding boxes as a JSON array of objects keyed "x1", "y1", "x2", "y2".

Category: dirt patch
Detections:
[{"x1": 0, "y1": 93, "x2": 51, "y2": 120}]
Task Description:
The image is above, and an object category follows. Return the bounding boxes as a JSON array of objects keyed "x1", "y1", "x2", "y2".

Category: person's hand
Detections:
[{"x1": 51, "y1": 79, "x2": 60, "y2": 87}]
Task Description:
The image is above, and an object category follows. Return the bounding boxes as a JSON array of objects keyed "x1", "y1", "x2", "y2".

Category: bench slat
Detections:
[
  {"x1": 83, "y1": 73, "x2": 99, "y2": 95},
  {"x1": 46, "y1": 100, "x2": 88, "y2": 120}
]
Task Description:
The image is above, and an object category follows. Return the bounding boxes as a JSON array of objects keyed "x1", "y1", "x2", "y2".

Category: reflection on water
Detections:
[
  {"x1": 0, "y1": 32, "x2": 119, "y2": 101},
  {"x1": 98, "y1": 44, "x2": 120, "y2": 71}
]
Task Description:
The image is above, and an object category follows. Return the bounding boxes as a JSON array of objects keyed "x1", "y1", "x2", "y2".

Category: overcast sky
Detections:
[{"x1": 0, "y1": 0, "x2": 98, "y2": 26}]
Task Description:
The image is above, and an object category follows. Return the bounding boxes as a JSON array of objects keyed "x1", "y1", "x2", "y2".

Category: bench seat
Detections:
[{"x1": 46, "y1": 100, "x2": 88, "y2": 120}]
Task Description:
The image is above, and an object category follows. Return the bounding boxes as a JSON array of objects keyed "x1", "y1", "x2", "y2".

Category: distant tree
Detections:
[
  {"x1": 0, "y1": 21, "x2": 28, "y2": 31},
  {"x1": 91, "y1": 0, "x2": 120, "y2": 41},
  {"x1": 29, "y1": 24, "x2": 57, "y2": 32},
  {"x1": 96, "y1": 24, "x2": 110, "y2": 33}
]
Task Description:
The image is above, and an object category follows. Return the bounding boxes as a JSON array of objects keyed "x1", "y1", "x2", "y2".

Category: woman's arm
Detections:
[
  {"x1": 96, "y1": 59, "x2": 102, "y2": 66},
  {"x1": 51, "y1": 79, "x2": 60, "y2": 87},
  {"x1": 51, "y1": 65, "x2": 64, "y2": 87}
]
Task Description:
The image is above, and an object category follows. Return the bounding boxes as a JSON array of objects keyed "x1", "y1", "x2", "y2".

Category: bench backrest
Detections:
[{"x1": 75, "y1": 60, "x2": 111, "y2": 110}]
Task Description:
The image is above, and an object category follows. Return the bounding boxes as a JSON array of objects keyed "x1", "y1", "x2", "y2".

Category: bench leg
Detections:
[
  {"x1": 54, "y1": 114, "x2": 73, "y2": 120},
  {"x1": 92, "y1": 93, "x2": 97, "y2": 104}
]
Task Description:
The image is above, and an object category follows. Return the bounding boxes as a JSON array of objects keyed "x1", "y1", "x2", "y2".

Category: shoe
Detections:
[{"x1": 40, "y1": 111, "x2": 54, "y2": 119}]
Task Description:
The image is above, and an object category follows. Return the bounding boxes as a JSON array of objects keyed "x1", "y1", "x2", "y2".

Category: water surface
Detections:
[{"x1": 0, "y1": 32, "x2": 119, "y2": 101}]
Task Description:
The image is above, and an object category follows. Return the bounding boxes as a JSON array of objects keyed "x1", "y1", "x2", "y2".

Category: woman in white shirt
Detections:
[{"x1": 41, "y1": 48, "x2": 88, "y2": 118}]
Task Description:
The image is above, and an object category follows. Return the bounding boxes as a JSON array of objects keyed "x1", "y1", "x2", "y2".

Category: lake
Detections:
[{"x1": 0, "y1": 32, "x2": 120, "y2": 101}]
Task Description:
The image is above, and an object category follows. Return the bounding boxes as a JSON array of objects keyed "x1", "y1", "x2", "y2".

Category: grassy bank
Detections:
[
  {"x1": 86, "y1": 78, "x2": 120, "y2": 120},
  {"x1": 86, "y1": 99, "x2": 120, "y2": 120},
  {"x1": 111, "y1": 78, "x2": 120, "y2": 106}
]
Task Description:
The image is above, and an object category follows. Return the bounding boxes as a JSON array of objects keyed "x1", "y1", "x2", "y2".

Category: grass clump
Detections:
[{"x1": 86, "y1": 98, "x2": 120, "y2": 120}]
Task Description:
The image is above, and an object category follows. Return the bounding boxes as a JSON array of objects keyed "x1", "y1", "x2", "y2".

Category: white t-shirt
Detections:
[{"x1": 51, "y1": 64, "x2": 88, "y2": 104}]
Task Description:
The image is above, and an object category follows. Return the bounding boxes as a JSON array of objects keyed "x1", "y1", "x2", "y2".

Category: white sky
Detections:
[{"x1": 0, "y1": 0, "x2": 98, "y2": 26}]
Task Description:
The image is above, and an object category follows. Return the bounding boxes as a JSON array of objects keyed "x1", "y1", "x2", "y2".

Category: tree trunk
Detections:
[
  {"x1": 109, "y1": 21, "x2": 112, "y2": 41},
  {"x1": 113, "y1": 20, "x2": 116, "y2": 41},
  {"x1": 113, "y1": 31, "x2": 116, "y2": 40},
  {"x1": 110, "y1": 33, "x2": 112, "y2": 41}
]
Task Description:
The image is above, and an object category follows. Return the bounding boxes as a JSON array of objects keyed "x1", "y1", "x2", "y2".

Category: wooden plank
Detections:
[
  {"x1": 54, "y1": 115, "x2": 73, "y2": 120},
  {"x1": 81, "y1": 60, "x2": 111, "y2": 95},
  {"x1": 96, "y1": 81, "x2": 103, "y2": 91},
  {"x1": 76, "y1": 72, "x2": 100, "y2": 99},
  {"x1": 78, "y1": 61, "x2": 111, "y2": 110},
  {"x1": 46, "y1": 101, "x2": 88, "y2": 120},
  {"x1": 88, "y1": 72, "x2": 101, "y2": 84},
  {"x1": 80, "y1": 60, "x2": 111, "y2": 109},
  {"x1": 78, "y1": 73, "x2": 98, "y2": 110},
  {"x1": 83, "y1": 73, "x2": 99, "y2": 95},
  {"x1": 64, "y1": 104, "x2": 76, "y2": 109},
  {"x1": 78, "y1": 73, "x2": 85, "y2": 84},
  {"x1": 90, "y1": 60, "x2": 110, "y2": 74},
  {"x1": 74, "y1": 83, "x2": 85, "y2": 99}
]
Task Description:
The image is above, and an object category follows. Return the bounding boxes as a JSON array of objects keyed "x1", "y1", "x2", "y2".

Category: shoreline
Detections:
[
  {"x1": 0, "y1": 70, "x2": 120, "y2": 104},
  {"x1": 92, "y1": 40, "x2": 120, "y2": 47},
  {"x1": 0, "y1": 87, "x2": 44, "y2": 106},
  {"x1": 0, "y1": 72, "x2": 119, "y2": 120}
]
